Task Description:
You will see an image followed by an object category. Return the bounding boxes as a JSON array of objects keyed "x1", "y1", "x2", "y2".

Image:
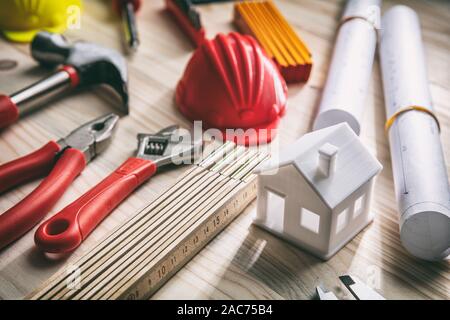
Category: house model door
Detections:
[{"x1": 264, "y1": 188, "x2": 286, "y2": 234}]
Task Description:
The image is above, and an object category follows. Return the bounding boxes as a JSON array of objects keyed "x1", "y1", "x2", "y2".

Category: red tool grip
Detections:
[
  {"x1": 60, "y1": 65, "x2": 80, "y2": 88},
  {"x1": 35, "y1": 157, "x2": 156, "y2": 253},
  {"x1": 0, "y1": 95, "x2": 19, "y2": 129},
  {"x1": 0, "y1": 141, "x2": 61, "y2": 194},
  {"x1": 166, "y1": 0, "x2": 206, "y2": 47},
  {"x1": 0, "y1": 148, "x2": 86, "y2": 250}
]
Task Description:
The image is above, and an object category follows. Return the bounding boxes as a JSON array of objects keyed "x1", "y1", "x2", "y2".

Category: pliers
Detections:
[
  {"x1": 35, "y1": 125, "x2": 202, "y2": 253},
  {"x1": 0, "y1": 113, "x2": 119, "y2": 250}
]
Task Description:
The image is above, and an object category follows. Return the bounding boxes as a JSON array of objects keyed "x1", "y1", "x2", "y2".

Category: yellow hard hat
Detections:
[{"x1": 0, "y1": 0, "x2": 82, "y2": 42}]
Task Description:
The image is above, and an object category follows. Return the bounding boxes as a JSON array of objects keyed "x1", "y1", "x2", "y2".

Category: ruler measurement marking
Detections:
[
  {"x1": 99, "y1": 179, "x2": 243, "y2": 300},
  {"x1": 115, "y1": 180, "x2": 257, "y2": 300}
]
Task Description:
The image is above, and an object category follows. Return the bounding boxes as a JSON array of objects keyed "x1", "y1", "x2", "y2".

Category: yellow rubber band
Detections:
[{"x1": 385, "y1": 105, "x2": 440, "y2": 133}]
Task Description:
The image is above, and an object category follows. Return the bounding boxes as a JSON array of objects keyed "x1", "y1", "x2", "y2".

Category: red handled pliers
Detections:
[
  {"x1": 0, "y1": 113, "x2": 119, "y2": 250},
  {"x1": 35, "y1": 125, "x2": 203, "y2": 253}
]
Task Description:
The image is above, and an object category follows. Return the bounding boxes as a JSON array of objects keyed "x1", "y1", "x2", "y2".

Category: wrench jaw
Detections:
[
  {"x1": 57, "y1": 113, "x2": 120, "y2": 163},
  {"x1": 136, "y1": 125, "x2": 203, "y2": 168}
]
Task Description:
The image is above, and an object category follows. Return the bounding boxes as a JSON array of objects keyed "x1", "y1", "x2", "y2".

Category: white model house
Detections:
[{"x1": 254, "y1": 123, "x2": 382, "y2": 260}]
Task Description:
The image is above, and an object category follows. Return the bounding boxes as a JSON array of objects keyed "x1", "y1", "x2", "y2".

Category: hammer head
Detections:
[{"x1": 30, "y1": 32, "x2": 129, "y2": 114}]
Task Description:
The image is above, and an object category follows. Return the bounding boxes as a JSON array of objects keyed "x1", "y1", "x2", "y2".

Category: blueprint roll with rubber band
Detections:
[
  {"x1": 313, "y1": 0, "x2": 381, "y2": 135},
  {"x1": 379, "y1": 5, "x2": 450, "y2": 261}
]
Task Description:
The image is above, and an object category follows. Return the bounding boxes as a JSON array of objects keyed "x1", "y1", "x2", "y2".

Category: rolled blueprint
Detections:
[
  {"x1": 379, "y1": 6, "x2": 450, "y2": 261},
  {"x1": 313, "y1": 0, "x2": 381, "y2": 135}
]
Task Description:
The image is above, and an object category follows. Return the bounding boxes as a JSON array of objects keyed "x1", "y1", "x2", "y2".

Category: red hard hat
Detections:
[{"x1": 176, "y1": 32, "x2": 288, "y2": 145}]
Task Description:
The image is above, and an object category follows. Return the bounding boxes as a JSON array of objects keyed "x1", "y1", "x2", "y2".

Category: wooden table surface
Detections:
[{"x1": 0, "y1": 0, "x2": 449, "y2": 300}]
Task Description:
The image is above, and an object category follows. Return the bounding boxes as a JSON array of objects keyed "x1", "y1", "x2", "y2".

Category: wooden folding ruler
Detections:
[
  {"x1": 234, "y1": 0, "x2": 313, "y2": 83},
  {"x1": 29, "y1": 142, "x2": 268, "y2": 300}
]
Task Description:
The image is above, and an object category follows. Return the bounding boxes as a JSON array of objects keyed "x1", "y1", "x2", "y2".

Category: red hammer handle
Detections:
[
  {"x1": 0, "y1": 141, "x2": 61, "y2": 194},
  {"x1": 0, "y1": 66, "x2": 79, "y2": 130},
  {"x1": 0, "y1": 148, "x2": 85, "y2": 250},
  {"x1": 35, "y1": 157, "x2": 156, "y2": 253},
  {"x1": 0, "y1": 95, "x2": 19, "y2": 129}
]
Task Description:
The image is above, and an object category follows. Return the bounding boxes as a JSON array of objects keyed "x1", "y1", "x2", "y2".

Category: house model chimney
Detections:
[{"x1": 318, "y1": 143, "x2": 338, "y2": 178}]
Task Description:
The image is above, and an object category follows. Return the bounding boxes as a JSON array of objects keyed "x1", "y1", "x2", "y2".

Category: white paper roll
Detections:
[
  {"x1": 313, "y1": 0, "x2": 381, "y2": 135},
  {"x1": 379, "y1": 6, "x2": 450, "y2": 261}
]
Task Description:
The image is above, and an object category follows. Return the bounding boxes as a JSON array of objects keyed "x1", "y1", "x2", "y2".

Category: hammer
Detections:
[{"x1": 0, "y1": 32, "x2": 128, "y2": 129}]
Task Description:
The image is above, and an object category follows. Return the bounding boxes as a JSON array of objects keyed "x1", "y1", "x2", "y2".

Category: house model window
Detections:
[
  {"x1": 336, "y1": 208, "x2": 349, "y2": 234},
  {"x1": 354, "y1": 195, "x2": 365, "y2": 217},
  {"x1": 300, "y1": 208, "x2": 321, "y2": 234},
  {"x1": 253, "y1": 123, "x2": 383, "y2": 260}
]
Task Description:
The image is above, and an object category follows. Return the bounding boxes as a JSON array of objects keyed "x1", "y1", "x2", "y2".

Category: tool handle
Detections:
[
  {"x1": 9, "y1": 67, "x2": 78, "y2": 117},
  {"x1": 0, "y1": 141, "x2": 61, "y2": 194},
  {"x1": 35, "y1": 157, "x2": 156, "y2": 253},
  {"x1": 165, "y1": 0, "x2": 206, "y2": 47},
  {"x1": 112, "y1": 0, "x2": 142, "y2": 14},
  {"x1": 0, "y1": 95, "x2": 19, "y2": 129},
  {"x1": 0, "y1": 149, "x2": 85, "y2": 250}
]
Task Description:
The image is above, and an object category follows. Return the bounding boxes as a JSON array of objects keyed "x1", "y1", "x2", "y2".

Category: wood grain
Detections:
[{"x1": 0, "y1": 0, "x2": 449, "y2": 300}]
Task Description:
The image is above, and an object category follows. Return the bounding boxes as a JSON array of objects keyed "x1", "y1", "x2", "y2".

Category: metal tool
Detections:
[
  {"x1": 29, "y1": 142, "x2": 268, "y2": 300},
  {"x1": 316, "y1": 285, "x2": 338, "y2": 300},
  {"x1": 0, "y1": 113, "x2": 119, "y2": 250},
  {"x1": 316, "y1": 275, "x2": 385, "y2": 300},
  {"x1": 0, "y1": 32, "x2": 128, "y2": 129},
  {"x1": 379, "y1": 5, "x2": 450, "y2": 261},
  {"x1": 35, "y1": 125, "x2": 203, "y2": 253},
  {"x1": 339, "y1": 275, "x2": 385, "y2": 300},
  {"x1": 165, "y1": 0, "x2": 206, "y2": 46},
  {"x1": 113, "y1": 0, "x2": 141, "y2": 51},
  {"x1": 165, "y1": 0, "x2": 236, "y2": 47}
]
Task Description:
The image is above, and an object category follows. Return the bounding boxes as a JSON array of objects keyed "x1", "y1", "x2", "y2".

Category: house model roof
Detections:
[{"x1": 255, "y1": 123, "x2": 382, "y2": 209}]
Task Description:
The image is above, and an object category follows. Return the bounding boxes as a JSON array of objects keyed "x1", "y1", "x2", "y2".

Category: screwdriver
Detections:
[{"x1": 113, "y1": 0, "x2": 142, "y2": 51}]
